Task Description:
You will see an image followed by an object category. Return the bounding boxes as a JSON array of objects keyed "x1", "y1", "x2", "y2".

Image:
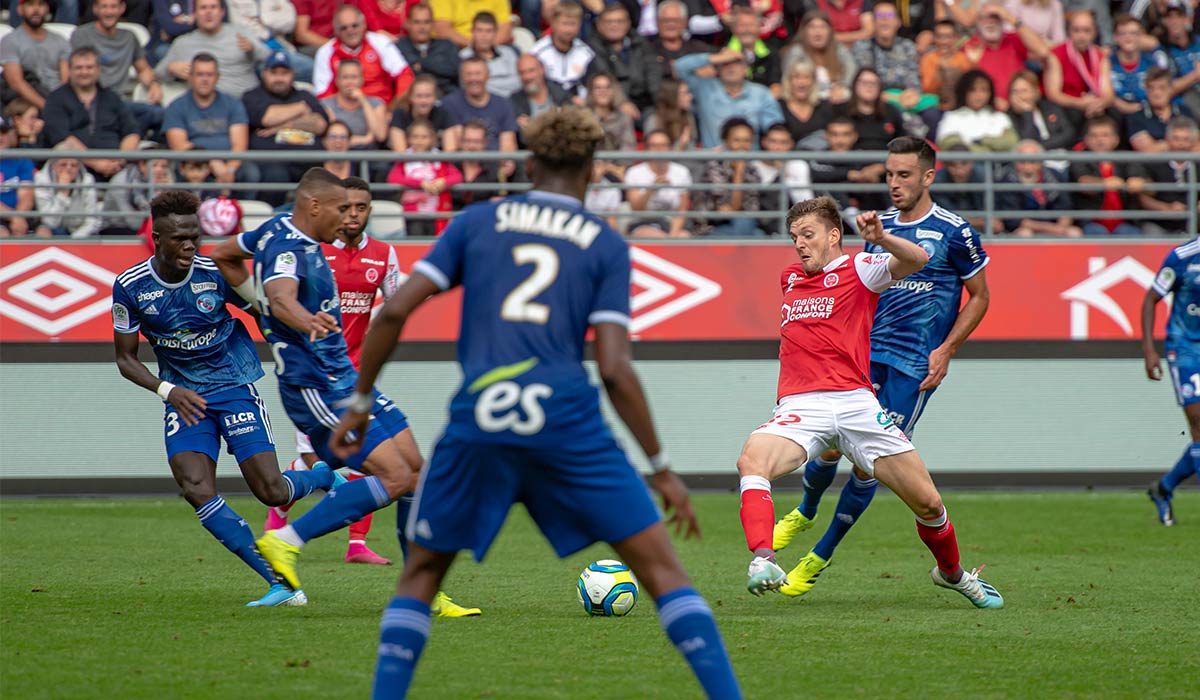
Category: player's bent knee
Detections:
[
  {"x1": 250, "y1": 477, "x2": 292, "y2": 507},
  {"x1": 736, "y1": 452, "x2": 769, "y2": 478},
  {"x1": 913, "y1": 497, "x2": 944, "y2": 522}
]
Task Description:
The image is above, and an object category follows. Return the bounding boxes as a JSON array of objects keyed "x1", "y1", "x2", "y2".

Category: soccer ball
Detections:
[{"x1": 576, "y1": 559, "x2": 639, "y2": 616}]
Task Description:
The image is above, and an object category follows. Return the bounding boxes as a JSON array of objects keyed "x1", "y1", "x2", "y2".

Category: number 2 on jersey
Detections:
[{"x1": 500, "y1": 244, "x2": 558, "y2": 324}]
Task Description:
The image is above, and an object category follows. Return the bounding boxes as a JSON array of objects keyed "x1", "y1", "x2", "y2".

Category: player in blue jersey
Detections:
[
  {"x1": 112, "y1": 190, "x2": 344, "y2": 608},
  {"x1": 1143, "y1": 238, "x2": 1200, "y2": 526},
  {"x1": 772, "y1": 137, "x2": 992, "y2": 598},
  {"x1": 330, "y1": 108, "x2": 742, "y2": 700},
  {"x1": 241, "y1": 168, "x2": 479, "y2": 617}
]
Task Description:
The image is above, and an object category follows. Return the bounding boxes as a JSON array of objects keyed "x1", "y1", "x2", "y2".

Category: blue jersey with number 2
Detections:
[{"x1": 414, "y1": 191, "x2": 631, "y2": 448}]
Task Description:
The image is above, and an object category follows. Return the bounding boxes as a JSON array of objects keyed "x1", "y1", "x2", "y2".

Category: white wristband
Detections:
[
  {"x1": 648, "y1": 450, "x2": 670, "y2": 473},
  {"x1": 156, "y1": 381, "x2": 176, "y2": 401},
  {"x1": 347, "y1": 391, "x2": 374, "y2": 414}
]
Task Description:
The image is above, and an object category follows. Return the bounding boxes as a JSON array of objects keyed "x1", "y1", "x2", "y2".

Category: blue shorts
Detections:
[
  {"x1": 278, "y1": 384, "x2": 409, "y2": 471},
  {"x1": 164, "y1": 384, "x2": 276, "y2": 464},
  {"x1": 408, "y1": 434, "x2": 662, "y2": 562},
  {"x1": 870, "y1": 361, "x2": 936, "y2": 437},
  {"x1": 1167, "y1": 351, "x2": 1200, "y2": 407}
]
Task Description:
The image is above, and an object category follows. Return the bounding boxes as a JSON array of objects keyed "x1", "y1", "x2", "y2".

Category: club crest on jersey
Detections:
[
  {"x1": 196, "y1": 293, "x2": 218, "y2": 313},
  {"x1": 918, "y1": 241, "x2": 937, "y2": 258},
  {"x1": 366, "y1": 267, "x2": 379, "y2": 283},
  {"x1": 785, "y1": 272, "x2": 800, "y2": 293},
  {"x1": 823, "y1": 272, "x2": 839, "y2": 288}
]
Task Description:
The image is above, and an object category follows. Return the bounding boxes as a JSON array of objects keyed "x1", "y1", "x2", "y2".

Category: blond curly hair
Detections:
[{"x1": 522, "y1": 107, "x2": 606, "y2": 171}]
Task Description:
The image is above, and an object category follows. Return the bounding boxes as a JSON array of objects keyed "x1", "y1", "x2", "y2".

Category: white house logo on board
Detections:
[
  {"x1": 629, "y1": 248, "x2": 722, "y2": 334},
  {"x1": 0, "y1": 247, "x2": 117, "y2": 336},
  {"x1": 1060, "y1": 256, "x2": 1158, "y2": 339}
]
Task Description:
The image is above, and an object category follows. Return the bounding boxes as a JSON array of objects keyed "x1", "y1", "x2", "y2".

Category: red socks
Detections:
[
  {"x1": 739, "y1": 476, "x2": 775, "y2": 555},
  {"x1": 915, "y1": 508, "x2": 962, "y2": 578},
  {"x1": 347, "y1": 472, "x2": 373, "y2": 542}
]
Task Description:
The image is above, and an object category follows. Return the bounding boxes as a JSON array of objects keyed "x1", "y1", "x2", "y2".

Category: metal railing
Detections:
[{"x1": 3, "y1": 148, "x2": 1198, "y2": 238}]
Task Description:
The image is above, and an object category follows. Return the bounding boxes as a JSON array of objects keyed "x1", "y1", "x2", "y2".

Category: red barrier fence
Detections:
[{"x1": 0, "y1": 241, "x2": 1175, "y2": 342}]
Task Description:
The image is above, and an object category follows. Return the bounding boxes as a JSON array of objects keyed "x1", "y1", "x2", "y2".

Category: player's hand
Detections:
[
  {"x1": 650, "y1": 470, "x2": 701, "y2": 540},
  {"x1": 168, "y1": 387, "x2": 208, "y2": 426},
  {"x1": 1145, "y1": 349, "x2": 1163, "y2": 381},
  {"x1": 308, "y1": 311, "x2": 341, "y2": 342},
  {"x1": 857, "y1": 210, "x2": 885, "y2": 243},
  {"x1": 329, "y1": 410, "x2": 370, "y2": 459},
  {"x1": 920, "y1": 346, "x2": 952, "y2": 391}
]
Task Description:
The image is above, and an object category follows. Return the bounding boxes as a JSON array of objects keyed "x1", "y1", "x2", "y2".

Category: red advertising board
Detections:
[{"x1": 0, "y1": 240, "x2": 1174, "y2": 343}]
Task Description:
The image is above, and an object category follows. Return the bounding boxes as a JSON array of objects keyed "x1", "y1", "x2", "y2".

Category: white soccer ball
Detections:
[{"x1": 576, "y1": 559, "x2": 639, "y2": 616}]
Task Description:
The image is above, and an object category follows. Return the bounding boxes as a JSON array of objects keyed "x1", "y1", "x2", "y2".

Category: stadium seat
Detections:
[
  {"x1": 118, "y1": 21, "x2": 150, "y2": 48},
  {"x1": 511, "y1": 26, "x2": 535, "y2": 53},
  {"x1": 369, "y1": 199, "x2": 406, "y2": 238},
  {"x1": 43, "y1": 22, "x2": 76, "y2": 40},
  {"x1": 238, "y1": 199, "x2": 275, "y2": 232}
]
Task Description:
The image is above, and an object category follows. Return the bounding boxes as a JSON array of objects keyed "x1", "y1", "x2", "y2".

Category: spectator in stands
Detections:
[
  {"x1": 936, "y1": 69, "x2": 1018, "y2": 151},
  {"x1": 586, "y1": 72, "x2": 637, "y2": 153},
  {"x1": 163, "y1": 54, "x2": 260, "y2": 194},
  {"x1": 148, "y1": 0, "x2": 194, "y2": 64},
  {"x1": 1007, "y1": 69, "x2": 1078, "y2": 150},
  {"x1": 176, "y1": 149, "x2": 222, "y2": 200},
  {"x1": 777, "y1": 60, "x2": 835, "y2": 146},
  {"x1": 244, "y1": 51, "x2": 328, "y2": 205},
  {"x1": 650, "y1": 0, "x2": 712, "y2": 83},
  {"x1": 920, "y1": 18, "x2": 971, "y2": 112},
  {"x1": 587, "y1": 3, "x2": 661, "y2": 116},
  {"x1": 320, "y1": 120, "x2": 355, "y2": 179},
  {"x1": 932, "y1": 144, "x2": 1000, "y2": 234},
  {"x1": 1110, "y1": 13, "x2": 1169, "y2": 115},
  {"x1": 840, "y1": 67, "x2": 907, "y2": 149},
  {"x1": 1043, "y1": 10, "x2": 1115, "y2": 129},
  {"x1": 157, "y1": 0, "x2": 272, "y2": 98},
  {"x1": 460, "y1": 11, "x2": 519, "y2": 97},
  {"x1": 1132, "y1": 116, "x2": 1200, "y2": 235},
  {"x1": 1070, "y1": 115, "x2": 1147, "y2": 237},
  {"x1": 43, "y1": 47, "x2": 141, "y2": 181},
  {"x1": 357, "y1": 0, "x2": 412, "y2": 40},
  {"x1": 72, "y1": 0, "x2": 163, "y2": 106},
  {"x1": 585, "y1": 156, "x2": 623, "y2": 230},
  {"x1": 675, "y1": 48, "x2": 784, "y2": 147},
  {"x1": 315, "y1": 4, "x2": 414, "y2": 104},
  {"x1": 1128, "y1": 66, "x2": 1195, "y2": 151},
  {"x1": 810, "y1": 0, "x2": 875, "y2": 45},
  {"x1": 725, "y1": 5, "x2": 780, "y2": 96},
  {"x1": 452, "y1": 119, "x2": 516, "y2": 208},
  {"x1": 895, "y1": 0, "x2": 935, "y2": 49},
  {"x1": 399, "y1": 3, "x2": 461, "y2": 96},
  {"x1": 442, "y1": 56, "x2": 518, "y2": 151},
  {"x1": 100, "y1": 144, "x2": 174, "y2": 235},
  {"x1": 10, "y1": 0, "x2": 79, "y2": 26},
  {"x1": 1004, "y1": 0, "x2": 1064, "y2": 47},
  {"x1": 225, "y1": 0, "x2": 314, "y2": 83},
  {"x1": 4, "y1": 98, "x2": 47, "y2": 149},
  {"x1": 0, "y1": 116, "x2": 36, "y2": 238},
  {"x1": 754, "y1": 123, "x2": 814, "y2": 234},
  {"x1": 0, "y1": 0, "x2": 69, "y2": 109},
  {"x1": 387, "y1": 119, "x2": 462, "y2": 235},
  {"x1": 321, "y1": 59, "x2": 389, "y2": 150},
  {"x1": 682, "y1": 0, "x2": 728, "y2": 44},
  {"x1": 530, "y1": 1, "x2": 596, "y2": 95},
  {"x1": 943, "y1": 0, "x2": 983, "y2": 30},
  {"x1": 623, "y1": 128, "x2": 693, "y2": 238},
  {"x1": 998, "y1": 140, "x2": 1079, "y2": 237},
  {"x1": 293, "y1": 0, "x2": 337, "y2": 56},
  {"x1": 780, "y1": 10, "x2": 854, "y2": 103},
  {"x1": 511, "y1": 54, "x2": 570, "y2": 134},
  {"x1": 390, "y1": 74, "x2": 457, "y2": 151},
  {"x1": 34, "y1": 152, "x2": 102, "y2": 238},
  {"x1": 1160, "y1": 3, "x2": 1200, "y2": 115},
  {"x1": 962, "y1": 0, "x2": 1049, "y2": 108},
  {"x1": 853, "y1": 1, "x2": 934, "y2": 121},
  {"x1": 696, "y1": 117, "x2": 767, "y2": 237},
  {"x1": 642, "y1": 78, "x2": 697, "y2": 153},
  {"x1": 809, "y1": 114, "x2": 885, "y2": 218},
  {"x1": 432, "y1": 0, "x2": 513, "y2": 47}
]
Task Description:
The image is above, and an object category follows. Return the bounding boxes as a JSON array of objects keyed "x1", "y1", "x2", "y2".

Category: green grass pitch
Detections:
[{"x1": 2, "y1": 490, "x2": 1198, "y2": 699}]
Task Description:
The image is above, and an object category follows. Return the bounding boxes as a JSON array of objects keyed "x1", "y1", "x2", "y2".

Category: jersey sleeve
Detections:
[
  {"x1": 854, "y1": 252, "x2": 896, "y2": 294},
  {"x1": 111, "y1": 281, "x2": 140, "y2": 334},
  {"x1": 413, "y1": 213, "x2": 468, "y2": 291},
  {"x1": 380, "y1": 245, "x2": 405, "y2": 300},
  {"x1": 589, "y1": 234, "x2": 632, "y2": 327},
  {"x1": 262, "y1": 243, "x2": 302, "y2": 284},
  {"x1": 236, "y1": 225, "x2": 263, "y2": 254},
  {"x1": 948, "y1": 222, "x2": 989, "y2": 280},
  {"x1": 1152, "y1": 251, "x2": 1182, "y2": 298}
]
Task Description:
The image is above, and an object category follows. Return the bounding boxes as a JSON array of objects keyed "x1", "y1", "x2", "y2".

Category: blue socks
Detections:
[
  {"x1": 656, "y1": 588, "x2": 742, "y2": 700},
  {"x1": 395, "y1": 493, "x2": 414, "y2": 560},
  {"x1": 281, "y1": 465, "x2": 335, "y2": 504},
  {"x1": 195, "y1": 495, "x2": 276, "y2": 585},
  {"x1": 373, "y1": 596, "x2": 431, "y2": 700},
  {"x1": 798, "y1": 456, "x2": 839, "y2": 519},
  {"x1": 1161, "y1": 443, "x2": 1200, "y2": 493},
  {"x1": 812, "y1": 474, "x2": 877, "y2": 560},
  {"x1": 292, "y1": 475, "x2": 392, "y2": 543}
]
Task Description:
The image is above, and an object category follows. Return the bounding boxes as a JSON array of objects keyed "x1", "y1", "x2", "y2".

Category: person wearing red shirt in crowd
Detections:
[
  {"x1": 1069, "y1": 115, "x2": 1146, "y2": 237},
  {"x1": 1043, "y1": 10, "x2": 1115, "y2": 127},
  {"x1": 294, "y1": 0, "x2": 339, "y2": 54},
  {"x1": 735, "y1": 153, "x2": 1003, "y2": 610},
  {"x1": 263, "y1": 176, "x2": 405, "y2": 566},
  {"x1": 961, "y1": 0, "x2": 1049, "y2": 108},
  {"x1": 386, "y1": 119, "x2": 463, "y2": 236},
  {"x1": 355, "y1": 0, "x2": 420, "y2": 39},
  {"x1": 810, "y1": 0, "x2": 874, "y2": 45},
  {"x1": 314, "y1": 4, "x2": 414, "y2": 104}
]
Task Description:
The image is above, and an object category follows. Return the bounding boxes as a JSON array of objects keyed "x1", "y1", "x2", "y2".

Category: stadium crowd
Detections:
[{"x1": 1, "y1": 0, "x2": 1199, "y2": 238}]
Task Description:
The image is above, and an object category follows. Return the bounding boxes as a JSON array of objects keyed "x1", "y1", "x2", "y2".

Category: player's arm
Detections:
[
  {"x1": 263, "y1": 277, "x2": 341, "y2": 342},
  {"x1": 113, "y1": 330, "x2": 207, "y2": 426},
  {"x1": 594, "y1": 322, "x2": 700, "y2": 539},
  {"x1": 921, "y1": 268, "x2": 990, "y2": 391},
  {"x1": 210, "y1": 236, "x2": 257, "y2": 305},
  {"x1": 1142, "y1": 287, "x2": 1165, "y2": 382},
  {"x1": 856, "y1": 211, "x2": 929, "y2": 280}
]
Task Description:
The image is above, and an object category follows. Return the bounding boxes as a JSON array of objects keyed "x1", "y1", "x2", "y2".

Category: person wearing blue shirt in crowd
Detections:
[
  {"x1": 1145, "y1": 237, "x2": 1200, "y2": 526},
  {"x1": 1161, "y1": 0, "x2": 1200, "y2": 114},
  {"x1": 1127, "y1": 66, "x2": 1194, "y2": 151},
  {"x1": 674, "y1": 47, "x2": 784, "y2": 148},
  {"x1": 0, "y1": 115, "x2": 36, "y2": 237},
  {"x1": 1110, "y1": 14, "x2": 1169, "y2": 113}
]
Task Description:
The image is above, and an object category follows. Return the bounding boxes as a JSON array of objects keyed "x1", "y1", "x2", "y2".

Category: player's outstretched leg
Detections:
[
  {"x1": 781, "y1": 468, "x2": 876, "y2": 597},
  {"x1": 872, "y1": 451, "x2": 1003, "y2": 609},
  {"x1": 195, "y1": 495, "x2": 307, "y2": 607},
  {"x1": 345, "y1": 472, "x2": 392, "y2": 565},
  {"x1": 737, "y1": 434, "x2": 807, "y2": 596},
  {"x1": 1148, "y1": 443, "x2": 1199, "y2": 526},
  {"x1": 773, "y1": 451, "x2": 840, "y2": 551},
  {"x1": 613, "y1": 523, "x2": 742, "y2": 700}
]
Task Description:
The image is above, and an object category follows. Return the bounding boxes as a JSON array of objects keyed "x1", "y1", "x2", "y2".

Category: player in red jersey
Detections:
[
  {"x1": 265, "y1": 176, "x2": 404, "y2": 566},
  {"x1": 737, "y1": 196, "x2": 1004, "y2": 609}
]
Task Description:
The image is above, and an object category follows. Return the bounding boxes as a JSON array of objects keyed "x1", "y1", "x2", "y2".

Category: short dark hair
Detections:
[
  {"x1": 887, "y1": 135, "x2": 936, "y2": 173},
  {"x1": 761, "y1": 122, "x2": 793, "y2": 144},
  {"x1": 1084, "y1": 114, "x2": 1119, "y2": 136},
  {"x1": 786, "y1": 196, "x2": 842, "y2": 235},
  {"x1": 719, "y1": 116, "x2": 753, "y2": 141},
  {"x1": 296, "y1": 167, "x2": 347, "y2": 200},
  {"x1": 472, "y1": 10, "x2": 497, "y2": 26},
  {"x1": 407, "y1": 117, "x2": 436, "y2": 135},
  {"x1": 1145, "y1": 66, "x2": 1172, "y2": 85},
  {"x1": 336, "y1": 58, "x2": 362, "y2": 73},
  {"x1": 68, "y1": 46, "x2": 98, "y2": 63},
  {"x1": 191, "y1": 52, "x2": 218, "y2": 68},
  {"x1": 954, "y1": 69, "x2": 995, "y2": 111},
  {"x1": 826, "y1": 114, "x2": 855, "y2": 130},
  {"x1": 150, "y1": 190, "x2": 200, "y2": 224},
  {"x1": 461, "y1": 118, "x2": 489, "y2": 136},
  {"x1": 343, "y1": 175, "x2": 371, "y2": 194},
  {"x1": 598, "y1": 3, "x2": 629, "y2": 19},
  {"x1": 325, "y1": 119, "x2": 351, "y2": 134},
  {"x1": 643, "y1": 128, "x2": 671, "y2": 143},
  {"x1": 933, "y1": 19, "x2": 958, "y2": 32}
]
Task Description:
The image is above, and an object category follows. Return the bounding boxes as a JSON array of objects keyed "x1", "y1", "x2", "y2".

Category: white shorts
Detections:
[
  {"x1": 294, "y1": 429, "x2": 314, "y2": 454},
  {"x1": 751, "y1": 389, "x2": 915, "y2": 476}
]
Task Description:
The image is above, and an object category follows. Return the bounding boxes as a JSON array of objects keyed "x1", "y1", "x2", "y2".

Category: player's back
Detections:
[
  {"x1": 415, "y1": 191, "x2": 631, "y2": 447},
  {"x1": 112, "y1": 256, "x2": 263, "y2": 394},
  {"x1": 1159, "y1": 238, "x2": 1200, "y2": 353},
  {"x1": 868, "y1": 204, "x2": 988, "y2": 379}
]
